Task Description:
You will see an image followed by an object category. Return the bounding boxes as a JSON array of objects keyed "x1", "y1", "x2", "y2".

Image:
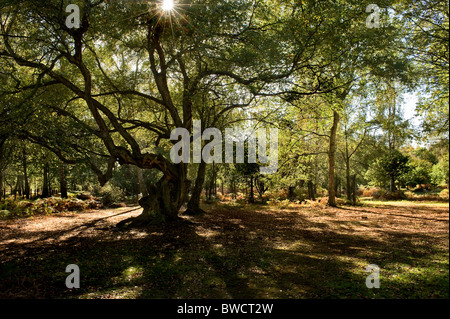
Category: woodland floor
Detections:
[{"x1": 0, "y1": 200, "x2": 448, "y2": 299}]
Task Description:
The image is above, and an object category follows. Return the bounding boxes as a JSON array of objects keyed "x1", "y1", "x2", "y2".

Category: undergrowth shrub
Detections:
[
  {"x1": 268, "y1": 198, "x2": 293, "y2": 208},
  {"x1": 0, "y1": 195, "x2": 102, "y2": 219},
  {"x1": 379, "y1": 190, "x2": 407, "y2": 200},
  {"x1": 96, "y1": 184, "x2": 124, "y2": 207},
  {"x1": 439, "y1": 188, "x2": 449, "y2": 200},
  {"x1": 361, "y1": 187, "x2": 380, "y2": 197}
]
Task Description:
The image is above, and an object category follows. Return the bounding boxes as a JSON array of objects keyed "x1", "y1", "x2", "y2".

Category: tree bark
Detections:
[
  {"x1": 255, "y1": 176, "x2": 267, "y2": 199},
  {"x1": 209, "y1": 162, "x2": 216, "y2": 198},
  {"x1": 14, "y1": 175, "x2": 22, "y2": 199},
  {"x1": 136, "y1": 166, "x2": 148, "y2": 197},
  {"x1": 389, "y1": 175, "x2": 396, "y2": 192},
  {"x1": 351, "y1": 174, "x2": 357, "y2": 205},
  {"x1": 345, "y1": 157, "x2": 351, "y2": 202},
  {"x1": 328, "y1": 110, "x2": 340, "y2": 207},
  {"x1": 249, "y1": 175, "x2": 255, "y2": 203},
  {"x1": 59, "y1": 163, "x2": 68, "y2": 198},
  {"x1": 42, "y1": 162, "x2": 50, "y2": 198},
  {"x1": 22, "y1": 147, "x2": 30, "y2": 199},
  {"x1": 185, "y1": 161, "x2": 207, "y2": 215},
  {"x1": 0, "y1": 168, "x2": 2, "y2": 201},
  {"x1": 0, "y1": 140, "x2": 3, "y2": 201},
  {"x1": 117, "y1": 163, "x2": 188, "y2": 228},
  {"x1": 389, "y1": 85, "x2": 397, "y2": 193},
  {"x1": 307, "y1": 180, "x2": 315, "y2": 200}
]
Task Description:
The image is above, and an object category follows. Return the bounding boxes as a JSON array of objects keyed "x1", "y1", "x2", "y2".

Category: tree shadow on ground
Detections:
[{"x1": 0, "y1": 203, "x2": 448, "y2": 298}]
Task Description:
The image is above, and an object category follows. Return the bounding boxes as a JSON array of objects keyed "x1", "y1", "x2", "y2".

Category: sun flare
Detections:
[{"x1": 161, "y1": 0, "x2": 174, "y2": 11}]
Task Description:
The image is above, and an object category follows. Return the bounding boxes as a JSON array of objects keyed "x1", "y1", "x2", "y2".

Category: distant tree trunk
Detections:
[
  {"x1": 388, "y1": 86, "x2": 397, "y2": 193},
  {"x1": 185, "y1": 161, "x2": 207, "y2": 215},
  {"x1": 307, "y1": 180, "x2": 315, "y2": 200},
  {"x1": 22, "y1": 147, "x2": 30, "y2": 199},
  {"x1": 14, "y1": 175, "x2": 22, "y2": 199},
  {"x1": 249, "y1": 175, "x2": 255, "y2": 203},
  {"x1": 335, "y1": 175, "x2": 340, "y2": 196},
  {"x1": 0, "y1": 140, "x2": 5, "y2": 201},
  {"x1": 136, "y1": 166, "x2": 148, "y2": 197},
  {"x1": 389, "y1": 175, "x2": 396, "y2": 192},
  {"x1": 211, "y1": 162, "x2": 217, "y2": 197},
  {"x1": 314, "y1": 157, "x2": 319, "y2": 196},
  {"x1": 42, "y1": 162, "x2": 50, "y2": 198},
  {"x1": 215, "y1": 176, "x2": 217, "y2": 195},
  {"x1": 208, "y1": 181, "x2": 213, "y2": 199},
  {"x1": 244, "y1": 183, "x2": 248, "y2": 199},
  {"x1": 230, "y1": 180, "x2": 236, "y2": 199},
  {"x1": 34, "y1": 180, "x2": 37, "y2": 197},
  {"x1": 288, "y1": 186, "x2": 295, "y2": 200},
  {"x1": 345, "y1": 156, "x2": 351, "y2": 202},
  {"x1": 351, "y1": 174, "x2": 357, "y2": 205},
  {"x1": 0, "y1": 168, "x2": 3, "y2": 201},
  {"x1": 59, "y1": 163, "x2": 68, "y2": 198},
  {"x1": 255, "y1": 176, "x2": 268, "y2": 199},
  {"x1": 213, "y1": 165, "x2": 217, "y2": 196},
  {"x1": 328, "y1": 110, "x2": 340, "y2": 207}
]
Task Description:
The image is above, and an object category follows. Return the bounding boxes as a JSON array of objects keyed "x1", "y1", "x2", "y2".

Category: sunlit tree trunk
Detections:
[
  {"x1": 328, "y1": 110, "x2": 340, "y2": 207},
  {"x1": 345, "y1": 156, "x2": 351, "y2": 202}
]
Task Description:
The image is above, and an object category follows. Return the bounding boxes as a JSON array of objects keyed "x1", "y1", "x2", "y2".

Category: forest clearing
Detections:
[
  {"x1": 1, "y1": 199, "x2": 448, "y2": 299},
  {"x1": 0, "y1": 0, "x2": 448, "y2": 303}
]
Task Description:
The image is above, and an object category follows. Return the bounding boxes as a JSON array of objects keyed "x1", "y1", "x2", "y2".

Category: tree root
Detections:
[
  {"x1": 116, "y1": 216, "x2": 152, "y2": 229},
  {"x1": 115, "y1": 176, "x2": 188, "y2": 229},
  {"x1": 116, "y1": 213, "x2": 184, "y2": 229},
  {"x1": 182, "y1": 207, "x2": 207, "y2": 216}
]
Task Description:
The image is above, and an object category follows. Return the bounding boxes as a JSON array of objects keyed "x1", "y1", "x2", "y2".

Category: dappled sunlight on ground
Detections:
[{"x1": 0, "y1": 201, "x2": 448, "y2": 298}]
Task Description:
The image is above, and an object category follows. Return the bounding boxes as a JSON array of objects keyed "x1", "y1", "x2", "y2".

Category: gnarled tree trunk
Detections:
[{"x1": 117, "y1": 162, "x2": 189, "y2": 228}]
